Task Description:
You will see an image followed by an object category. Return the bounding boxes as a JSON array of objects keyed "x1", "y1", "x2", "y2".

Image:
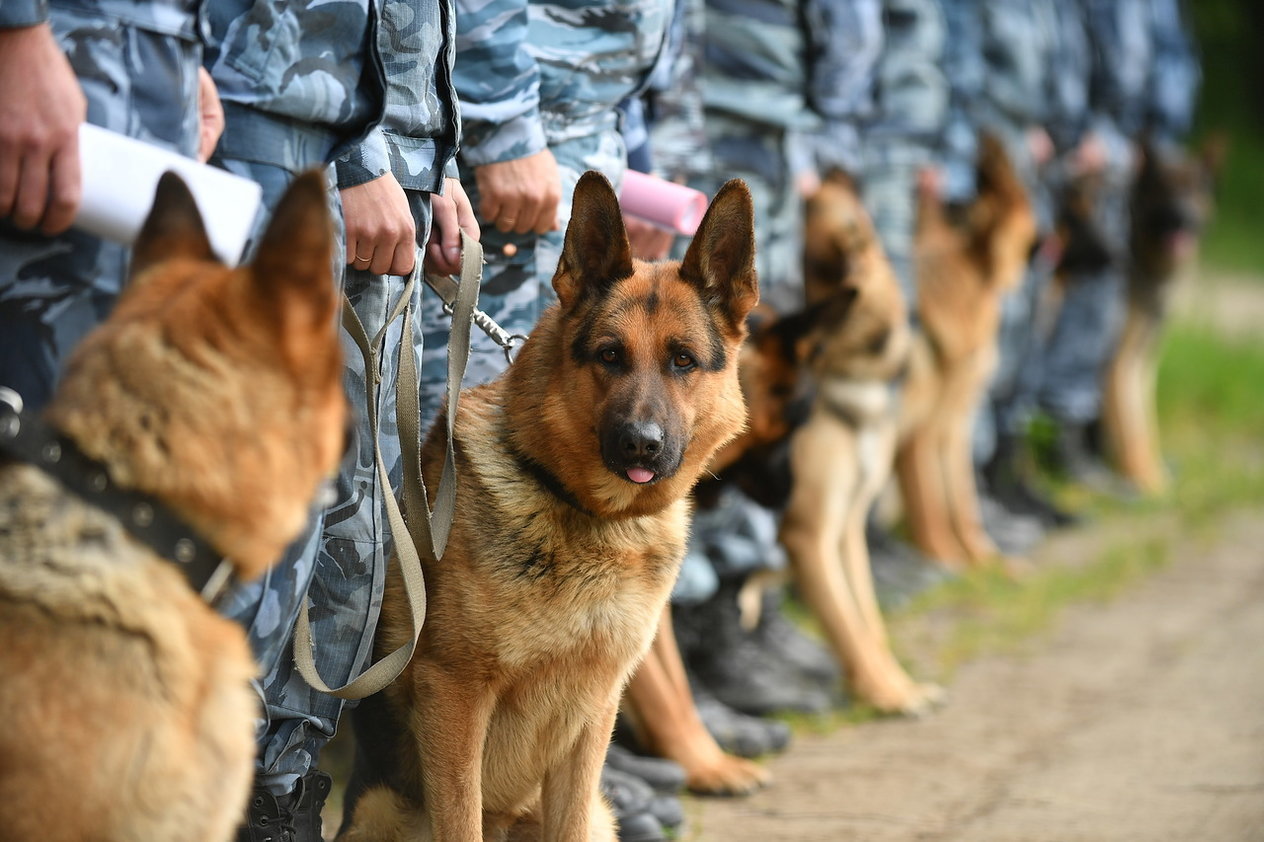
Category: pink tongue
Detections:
[{"x1": 627, "y1": 467, "x2": 656, "y2": 484}]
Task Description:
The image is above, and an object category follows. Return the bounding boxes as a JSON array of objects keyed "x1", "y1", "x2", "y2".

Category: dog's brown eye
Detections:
[
  {"x1": 600, "y1": 348, "x2": 618, "y2": 365},
  {"x1": 673, "y1": 353, "x2": 695, "y2": 369}
]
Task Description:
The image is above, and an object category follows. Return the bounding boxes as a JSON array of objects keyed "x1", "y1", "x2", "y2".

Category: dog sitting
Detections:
[
  {"x1": 337, "y1": 171, "x2": 759, "y2": 842},
  {"x1": 0, "y1": 172, "x2": 347, "y2": 842},
  {"x1": 1102, "y1": 138, "x2": 1222, "y2": 494},
  {"x1": 774, "y1": 170, "x2": 943, "y2": 715},
  {"x1": 896, "y1": 133, "x2": 1038, "y2": 568}
]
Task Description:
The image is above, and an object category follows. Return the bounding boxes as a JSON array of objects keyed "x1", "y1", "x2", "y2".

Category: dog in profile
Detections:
[
  {"x1": 897, "y1": 134, "x2": 1038, "y2": 568},
  {"x1": 1102, "y1": 139, "x2": 1222, "y2": 494},
  {"x1": 0, "y1": 172, "x2": 346, "y2": 841},
  {"x1": 338, "y1": 172, "x2": 759, "y2": 841},
  {"x1": 776, "y1": 170, "x2": 942, "y2": 714}
]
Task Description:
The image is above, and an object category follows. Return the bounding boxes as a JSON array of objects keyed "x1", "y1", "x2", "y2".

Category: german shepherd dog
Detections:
[
  {"x1": 896, "y1": 134, "x2": 1037, "y2": 568},
  {"x1": 338, "y1": 172, "x2": 759, "y2": 841},
  {"x1": 774, "y1": 170, "x2": 943, "y2": 714},
  {"x1": 1102, "y1": 139, "x2": 1222, "y2": 494},
  {"x1": 616, "y1": 296, "x2": 848, "y2": 797},
  {"x1": 0, "y1": 173, "x2": 346, "y2": 842}
]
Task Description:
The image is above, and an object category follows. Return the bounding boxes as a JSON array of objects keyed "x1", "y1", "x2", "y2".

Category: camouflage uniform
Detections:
[
  {"x1": 413, "y1": 0, "x2": 670, "y2": 428},
  {"x1": 969, "y1": 0, "x2": 1082, "y2": 464},
  {"x1": 695, "y1": 0, "x2": 881, "y2": 315},
  {"x1": 207, "y1": 0, "x2": 460, "y2": 794},
  {"x1": 1037, "y1": 0, "x2": 1199, "y2": 426},
  {"x1": 661, "y1": 0, "x2": 881, "y2": 602},
  {"x1": 859, "y1": 0, "x2": 952, "y2": 305},
  {"x1": 0, "y1": 0, "x2": 202, "y2": 411}
]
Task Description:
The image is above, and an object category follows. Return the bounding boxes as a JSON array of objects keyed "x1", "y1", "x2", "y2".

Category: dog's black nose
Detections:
[{"x1": 618, "y1": 421, "x2": 664, "y2": 458}]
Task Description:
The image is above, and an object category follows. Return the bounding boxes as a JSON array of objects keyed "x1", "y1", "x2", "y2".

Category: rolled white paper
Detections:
[
  {"x1": 75, "y1": 123, "x2": 262, "y2": 266},
  {"x1": 618, "y1": 169, "x2": 709, "y2": 237}
]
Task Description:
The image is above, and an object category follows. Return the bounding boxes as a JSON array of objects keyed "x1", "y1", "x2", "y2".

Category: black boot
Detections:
[
  {"x1": 865, "y1": 525, "x2": 954, "y2": 610},
  {"x1": 236, "y1": 770, "x2": 332, "y2": 842},
  {"x1": 691, "y1": 678, "x2": 791, "y2": 758},
  {"x1": 600, "y1": 765, "x2": 675, "y2": 841},
  {"x1": 1048, "y1": 419, "x2": 1119, "y2": 492},
  {"x1": 676, "y1": 579, "x2": 832, "y2": 717},
  {"x1": 984, "y1": 433, "x2": 1081, "y2": 528},
  {"x1": 750, "y1": 586, "x2": 840, "y2": 688}
]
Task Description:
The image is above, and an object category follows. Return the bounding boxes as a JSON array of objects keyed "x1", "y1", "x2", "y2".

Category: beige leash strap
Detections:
[{"x1": 293, "y1": 232, "x2": 482, "y2": 699}]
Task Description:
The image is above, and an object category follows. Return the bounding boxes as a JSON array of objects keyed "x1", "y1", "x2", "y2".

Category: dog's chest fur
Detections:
[{"x1": 423, "y1": 400, "x2": 687, "y2": 673}]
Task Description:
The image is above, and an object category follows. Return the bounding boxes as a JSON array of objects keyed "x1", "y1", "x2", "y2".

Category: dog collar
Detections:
[
  {"x1": 505, "y1": 440, "x2": 595, "y2": 518},
  {"x1": 0, "y1": 388, "x2": 233, "y2": 601}
]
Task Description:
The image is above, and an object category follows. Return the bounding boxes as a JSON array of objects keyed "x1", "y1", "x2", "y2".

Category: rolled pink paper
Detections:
[{"x1": 619, "y1": 170, "x2": 709, "y2": 236}]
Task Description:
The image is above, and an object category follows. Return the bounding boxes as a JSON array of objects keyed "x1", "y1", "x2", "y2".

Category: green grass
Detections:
[{"x1": 1198, "y1": 131, "x2": 1264, "y2": 275}]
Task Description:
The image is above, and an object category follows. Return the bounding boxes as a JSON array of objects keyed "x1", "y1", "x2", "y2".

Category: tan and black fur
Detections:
[
  {"x1": 775, "y1": 170, "x2": 942, "y2": 714},
  {"x1": 1103, "y1": 138, "x2": 1222, "y2": 494},
  {"x1": 0, "y1": 173, "x2": 347, "y2": 842},
  {"x1": 338, "y1": 172, "x2": 759, "y2": 842},
  {"x1": 897, "y1": 134, "x2": 1038, "y2": 568}
]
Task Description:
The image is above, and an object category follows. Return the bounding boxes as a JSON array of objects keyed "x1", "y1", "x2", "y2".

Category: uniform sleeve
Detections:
[
  {"x1": 334, "y1": 129, "x2": 393, "y2": 190},
  {"x1": 451, "y1": 0, "x2": 547, "y2": 167},
  {"x1": 0, "y1": 0, "x2": 49, "y2": 27},
  {"x1": 1144, "y1": 0, "x2": 1200, "y2": 143},
  {"x1": 804, "y1": 0, "x2": 883, "y2": 174}
]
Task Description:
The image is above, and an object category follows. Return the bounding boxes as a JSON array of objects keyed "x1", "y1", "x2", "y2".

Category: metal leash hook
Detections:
[{"x1": 426, "y1": 272, "x2": 528, "y2": 365}]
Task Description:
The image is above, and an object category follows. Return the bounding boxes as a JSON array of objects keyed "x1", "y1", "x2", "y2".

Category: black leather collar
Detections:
[
  {"x1": 503, "y1": 434, "x2": 594, "y2": 518},
  {"x1": 0, "y1": 388, "x2": 232, "y2": 600}
]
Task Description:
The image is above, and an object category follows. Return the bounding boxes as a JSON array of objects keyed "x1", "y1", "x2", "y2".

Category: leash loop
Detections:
[{"x1": 294, "y1": 234, "x2": 482, "y2": 700}]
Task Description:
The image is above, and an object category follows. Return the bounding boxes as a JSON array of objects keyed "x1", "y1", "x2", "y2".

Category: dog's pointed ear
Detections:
[
  {"x1": 129, "y1": 172, "x2": 216, "y2": 280},
  {"x1": 552, "y1": 171, "x2": 633, "y2": 310},
  {"x1": 680, "y1": 179, "x2": 760, "y2": 330},
  {"x1": 248, "y1": 170, "x2": 338, "y2": 353}
]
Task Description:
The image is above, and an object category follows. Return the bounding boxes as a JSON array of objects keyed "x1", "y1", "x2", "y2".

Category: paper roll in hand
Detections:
[
  {"x1": 75, "y1": 123, "x2": 262, "y2": 266},
  {"x1": 618, "y1": 170, "x2": 709, "y2": 237}
]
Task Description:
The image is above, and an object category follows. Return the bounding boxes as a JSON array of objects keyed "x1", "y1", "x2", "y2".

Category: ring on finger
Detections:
[{"x1": 354, "y1": 252, "x2": 372, "y2": 263}]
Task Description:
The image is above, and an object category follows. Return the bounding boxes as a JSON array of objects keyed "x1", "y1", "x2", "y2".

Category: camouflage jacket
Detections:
[
  {"x1": 1084, "y1": 0, "x2": 1199, "y2": 164},
  {"x1": 203, "y1": 0, "x2": 459, "y2": 188},
  {"x1": 453, "y1": 0, "x2": 670, "y2": 167},
  {"x1": 334, "y1": 0, "x2": 461, "y2": 192},
  {"x1": 2, "y1": 0, "x2": 197, "y2": 34}
]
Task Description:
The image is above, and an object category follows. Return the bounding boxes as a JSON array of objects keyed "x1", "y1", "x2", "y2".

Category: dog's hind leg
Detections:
[
  {"x1": 896, "y1": 421, "x2": 969, "y2": 568},
  {"x1": 621, "y1": 609, "x2": 770, "y2": 795},
  {"x1": 337, "y1": 786, "x2": 432, "y2": 842}
]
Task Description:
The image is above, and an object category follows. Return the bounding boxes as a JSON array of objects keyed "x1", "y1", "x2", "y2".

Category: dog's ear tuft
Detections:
[
  {"x1": 553, "y1": 170, "x2": 633, "y2": 309},
  {"x1": 248, "y1": 170, "x2": 338, "y2": 351},
  {"x1": 680, "y1": 179, "x2": 759, "y2": 329},
  {"x1": 129, "y1": 172, "x2": 216, "y2": 280}
]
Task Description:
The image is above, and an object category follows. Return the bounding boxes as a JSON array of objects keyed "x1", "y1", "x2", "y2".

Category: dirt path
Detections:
[{"x1": 686, "y1": 509, "x2": 1264, "y2": 842}]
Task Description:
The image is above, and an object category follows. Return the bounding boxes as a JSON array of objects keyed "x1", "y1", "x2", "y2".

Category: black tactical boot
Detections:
[
  {"x1": 678, "y1": 579, "x2": 832, "y2": 717},
  {"x1": 236, "y1": 770, "x2": 332, "y2": 842},
  {"x1": 984, "y1": 433, "x2": 1081, "y2": 527}
]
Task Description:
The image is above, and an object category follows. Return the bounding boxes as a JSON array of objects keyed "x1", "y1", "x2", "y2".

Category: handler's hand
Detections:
[
  {"x1": 196, "y1": 67, "x2": 224, "y2": 164},
  {"x1": 425, "y1": 177, "x2": 480, "y2": 277},
  {"x1": 473, "y1": 149, "x2": 561, "y2": 235},
  {"x1": 342, "y1": 172, "x2": 416, "y2": 276},
  {"x1": 0, "y1": 24, "x2": 86, "y2": 235}
]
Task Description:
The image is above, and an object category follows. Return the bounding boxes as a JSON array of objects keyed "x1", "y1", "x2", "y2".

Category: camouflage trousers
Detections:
[
  {"x1": 213, "y1": 156, "x2": 436, "y2": 792},
  {"x1": 1036, "y1": 173, "x2": 1131, "y2": 425},
  {"x1": 0, "y1": 6, "x2": 201, "y2": 411},
  {"x1": 671, "y1": 115, "x2": 805, "y2": 602},
  {"x1": 692, "y1": 113, "x2": 804, "y2": 315},
  {"x1": 860, "y1": 143, "x2": 935, "y2": 312},
  {"x1": 417, "y1": 129, "x2": 626, "y2": 431}
]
